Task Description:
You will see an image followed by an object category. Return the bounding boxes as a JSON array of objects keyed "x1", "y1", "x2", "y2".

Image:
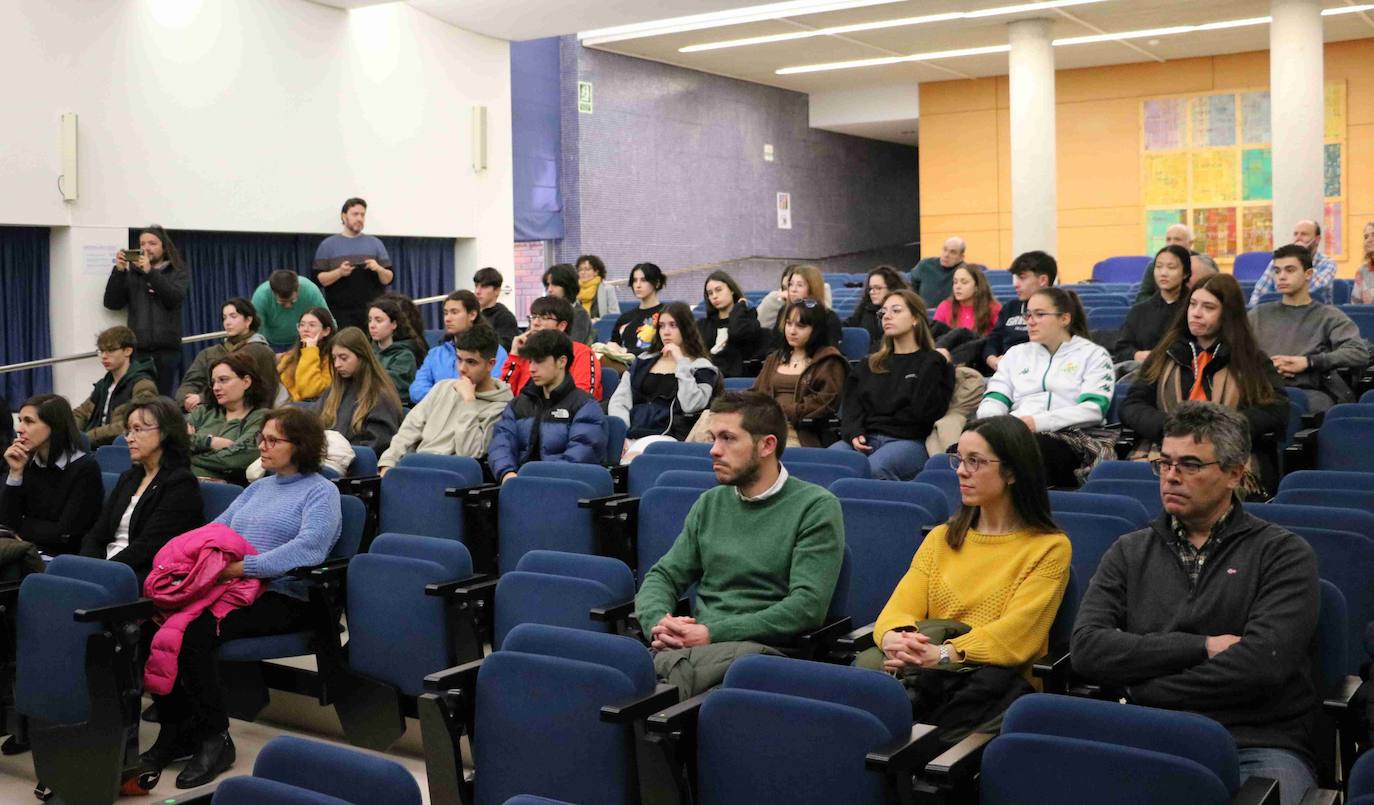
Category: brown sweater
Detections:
[{"x1": 752, "y1": 346, "x2": 848, "y2": 447}]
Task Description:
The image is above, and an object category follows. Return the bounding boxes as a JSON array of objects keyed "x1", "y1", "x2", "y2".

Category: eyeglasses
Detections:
[
  {"x1": 529, "y1": 314, "x2": 559, "y2": 323},
  {"x1": 948, "y1": 454, "x2": 1001, "y2": 473},
  {"x1": 1025, "y1": 311, "x2": 1064, "y2": 321},
  {"x1": 1149, "y1": 458, "x2": 1221, "y2": 477},
  {"x1": 256, "y1": 434, "x2": 296, "y2": 449},
  {"x1": 124, "y1": 426, "x2": 159, "y2": 438}
]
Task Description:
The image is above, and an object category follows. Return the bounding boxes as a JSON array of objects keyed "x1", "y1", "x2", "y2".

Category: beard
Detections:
[{"x1": 716, "y1": 449, "x2": 762, "y2": 489}]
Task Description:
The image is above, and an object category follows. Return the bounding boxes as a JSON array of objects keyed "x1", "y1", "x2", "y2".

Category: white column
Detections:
[
  {"x1": 1008, "y1": 18, "x2": 1058, "y2": 257},
  {"x1": 1270, "y1": 0, "x2": 1325, "y2": 238},
  {"x1": 48, "y1": 227, "x2": 127, "y2": 401}
]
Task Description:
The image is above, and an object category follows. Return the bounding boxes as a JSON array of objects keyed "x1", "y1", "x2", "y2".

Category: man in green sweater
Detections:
[
  {"x1": 908, "y1": 236, "x2": 967, "y2": 306},
  {"x1": 635, "y1": 392, "x2": 845, "y2": 697},
  {"x1": 251, "y1": 269, "x2": 329, "y2": 351}
]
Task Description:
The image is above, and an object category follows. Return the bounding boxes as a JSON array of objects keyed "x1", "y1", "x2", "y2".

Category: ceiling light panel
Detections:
[{"x1": 578, "y1": 0, "x2": 910, "y2": 46}]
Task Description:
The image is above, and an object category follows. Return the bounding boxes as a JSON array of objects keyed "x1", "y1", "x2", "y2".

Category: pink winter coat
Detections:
[{"x1": 142, "y1": 523, "x2": 264, "y2": 695}]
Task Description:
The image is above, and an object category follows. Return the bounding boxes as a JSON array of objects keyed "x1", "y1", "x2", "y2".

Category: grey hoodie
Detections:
[{"x1": 378, "y1": 379, "x2": 514, "y2": 469}]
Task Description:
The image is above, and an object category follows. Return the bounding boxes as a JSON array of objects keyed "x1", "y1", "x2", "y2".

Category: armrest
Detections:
[
  {"x1": 423, "y1": 658, "x2": 483, "y2": 694},
  {"x1": 1231, "y1": 775, "x2": 1281, "y2": 805},
  {"x1": 1295, "y1": 789, "x2": 1338, "y2": 805},
  {"x1": 645, "y1": 691, "x2": 710, "y2": 735},
  {"x1": 448, "y1": 483, "x2": 501, "y2": 507},
  {"x1": 287, "y1": 557, "x2": 351, "y2": 581},
  {"x1": 589, "y1": 598, "x2": 635, "y2": 623},
  {"x1": 834, "y1": 622, "x2": 876, "y2": 653},
  {"x1": 865, "y1": 722, "x2": 941, "y2": 773},
  {"x1": 74, "y1": 598, "x2": 155, "y2": 624},
  {"x1": 578, "y1": 494, "x2": 635, "y2": 515},
  {"x1": 334, "y1": 474, "x2": 381, "y2": 497},
  {"x1": 425, "y1": 573, "x2": 494, "y2": 599},
  {"x1": 601, "y1": 684, "x2": 680, "y2": 724},
  {"x1": 923, "y1": 731, "x2": 995, "y2": 785},
  {"x1": 796, "y1": 416, "x2": 840, "y2": 432},
  {"x1": 609, "y1": 464, "x2": 629, "y2": 492},
  {"x1": 793, "y1": 616, "x2": 853, "y2": 657},
  {"x1": 1322, "y1": 673, "x2": 1362, "y2": 712},
  {"x1": 1031, "y1": 650, "x2": 1071, "y2": 679}
]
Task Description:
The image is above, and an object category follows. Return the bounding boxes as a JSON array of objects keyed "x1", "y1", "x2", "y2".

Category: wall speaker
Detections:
[{"x1": 472, "y1": 105, "x2": 488, "y2": 173}]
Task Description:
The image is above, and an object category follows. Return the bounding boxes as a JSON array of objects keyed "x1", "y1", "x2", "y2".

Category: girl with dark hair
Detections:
[
  {"x1": 934, "y1": 265, "x2": 1001, "y2": 336},
  {"x1": 543, "y1": 264, "x2": 594, "y2": 344},
  {"x1": 189, "y1": 352, "x2": 270, "y2": 484},
  {"x1": 609, "y1": 302, "x2": 721, "y2": 458},
  {"x1": 277, "y1": 307, "x2": 336, "y2": 402},
  {"x1": 106, "y1": 225, "x2": 190, "y2": 396},
  {"x1": 697, "y1": 270, "x2": 764, "y2": 377},
  {"x1": 576, "y1": 255, "x2": 620, "y2": 322},
  {"x1": 143, "y1": 406, "x2": 341, "y2": 787},
  {"x1": 368, "y1": 298, "x2": 420, "y2": 400},
  {"x1": 870, "y1": 416, "x2": 1070, "y2": 737},
  {"x1": 1114, "y1": 244, "x2": 1192, "y2": 364},
  {"x1": 753, "y1": 300, "x2": 849, "y2": 447},
  {"x1": 318, "y1": 327, "x2": 402, "y2": 455},
  {"x1": 378, "y1": 291, "x2": 430, "y2": 363},
  {"x1": 831, "y1": 290, "x2": 954, "y2": 480},
  {"x1": 611, "y1": 263, "x2": 667, "y2": 355},
  {"x1": 845, "y1": 266, "x2": 908, "y2": 349},
  {"x1": 0, "y1": 394, "x2": 103, "y2": 556},
  {"x1": 176, "y1": 298, "x2": 279, "y2": 414},
  {"x1": 80, "y1": 398, "x2": 203, "y2": 579},
  {"x1": 1121, "y1": 274, "x2": 1288, "y2": 495},
  {"x1": 977, "y1": 288, "x2": 1116, "y2": 487}
]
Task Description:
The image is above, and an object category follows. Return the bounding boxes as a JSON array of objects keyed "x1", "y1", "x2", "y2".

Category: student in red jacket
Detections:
[{"x1": 501, "y1": 296, "x2": 603, "y2": 400}]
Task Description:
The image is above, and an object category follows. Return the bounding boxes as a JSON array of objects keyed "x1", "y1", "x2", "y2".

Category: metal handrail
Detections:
[{"x1": 0, "y1": 293, "x2": 452, "y2": 376}]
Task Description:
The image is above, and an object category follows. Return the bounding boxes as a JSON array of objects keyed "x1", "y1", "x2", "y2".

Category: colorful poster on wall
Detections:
[
  {"x1": 1241, "y1": 91, "x2": 1271, "y2": 145},
  {"x1": 1241, "y1": 206, "x2": 1274, "y2": 253},
  {"x1": 1241, "y1": 148, "x2": 1272, "y2": 201},
  {"x1": 1144, "y1": 97, "x2": 1187, "y2": 151},
  {"x1": 1193, "y1": 207, "x2": 1238, "y2": 257},
  {"x1": 1191, "y1": 150, "x2": 1238, "y2": 205},
  {"x1": 1144, "y1": 153, "x2": 1189, "y2": 205},
  {"x1": 1323, "y1": 200, "x2": 1343, "y2": 257},
  {"x1": 1190, "y1": 95, "x2": 1236, "y2": 147},
  {"x1": 1325, "y1": 82, "x2": 1347, "y2": 141},
  {"x1": 1324, "y1": 143, "x2": 1343, "y2": 198},
  {"x1": 1146, "y1": 209, "x2": 1186, "y2": 253}
]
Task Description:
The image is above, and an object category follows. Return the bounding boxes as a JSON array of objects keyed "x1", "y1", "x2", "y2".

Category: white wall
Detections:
[{"x1": 2, "y1": 0, "x2": 514, "y2": 398}]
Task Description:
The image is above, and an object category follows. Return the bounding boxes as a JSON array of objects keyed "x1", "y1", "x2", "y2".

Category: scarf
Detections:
[{"x1": 578, "y1": 276, "x2": 600, "y2": 315}]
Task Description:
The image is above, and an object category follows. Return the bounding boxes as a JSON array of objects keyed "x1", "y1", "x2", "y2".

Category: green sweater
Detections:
[
  {"x1": 635, "y1": 476, "x2": 844, "y2": 645},
  {"x1": 187, "y1": 406, "x2": 268, "y2": 483},
  {"x1": 376, "y1": 341, "x2": 418, "y2": 400},
  {"x1": 251, "y1": 278, "x2": 329, "y2": 348},
  {"x1": 909, "y1": 257, "x2": 963, "y2": 307}
]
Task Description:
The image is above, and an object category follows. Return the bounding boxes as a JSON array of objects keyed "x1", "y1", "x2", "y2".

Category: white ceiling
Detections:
[{"x1": 313, "y1": 0, "x2": 1374, "y2": 145}]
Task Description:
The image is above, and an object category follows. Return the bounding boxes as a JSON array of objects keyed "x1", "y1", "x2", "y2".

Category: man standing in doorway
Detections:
[
  {"x1": 312, "y1": 198, "x2": 393, "y2": 330},
  {"x1": 909, "y1": 237, "x2": 967, "y2": 307}
]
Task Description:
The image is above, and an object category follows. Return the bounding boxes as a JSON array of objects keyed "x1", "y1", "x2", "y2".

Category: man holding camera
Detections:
[{"x1": 312, "y1": 197, "x2": 393, "y2": 330}]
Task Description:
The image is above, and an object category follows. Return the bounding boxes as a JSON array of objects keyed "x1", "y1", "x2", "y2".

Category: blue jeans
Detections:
[
  {"x1": 1237, "y1": 747, "x2": 1315, "y2": 805},
  {"x1": 829, "y1": 434, "x2": 928, "y2": 481}
]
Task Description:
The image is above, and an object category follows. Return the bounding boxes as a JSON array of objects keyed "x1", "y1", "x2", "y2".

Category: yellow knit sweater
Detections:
[
  {"x1": 874, "y1": 524, "x2": 1071, "y2": 670},
  {"x1": 278, "y1": 346, "x2": 331, "y2": 402}
]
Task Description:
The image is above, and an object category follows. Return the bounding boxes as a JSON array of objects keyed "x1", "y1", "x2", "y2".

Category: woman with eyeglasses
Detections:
[
  {"x1": 831, "y1": 290, "x2": 954, "y2": 480},
  {"x1": 0, "y1": 394, "x2": 103, "y2": 557},
  {"x1": 188, "y1": 351, "x2": 270, "y2": 485},
  {"x1": 753, "y1": 300, "x2": 849, "y2": 447},
  {"x1": 80, "y1": 398, "x2": 203, "y2": 580},
  {"x1": 277, "y1": 307, "x2": 336, "y2": 403},
  {"x1": 143, "y1": 406, "x2": 341, "y2": 788},
  {"x1": 868, "y1": 416, "x2": 1070, "y2": 734},
  {"x1": 976, "y1": 287, "x2": 1115, "y2": 488},
  {"x1": 1121, "y1": 274, "x2": 1288, "y2": 496},
  {"x1": 844, "y1": 266, "x2": 909, "y2": 350}
]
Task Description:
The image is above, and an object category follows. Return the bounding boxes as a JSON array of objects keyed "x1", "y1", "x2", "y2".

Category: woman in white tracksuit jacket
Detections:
[{"x1": 976, "y1": 287, "x2": 1116, "y2": 487}]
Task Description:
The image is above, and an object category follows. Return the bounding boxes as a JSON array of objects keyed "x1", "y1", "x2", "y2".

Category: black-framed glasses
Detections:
[
  {"x1": 529, "y1": 314, "x2": 559, "y2": 323},
  {"x1": 1149, "y1": 458, "x2": 1221, "y2": 477},
  {"x1": 949, "y1": 454, "x2": 1001, "y2": 473},
  {"x1": 256, "y1": 434, "x2": 296, "y2": 449}
]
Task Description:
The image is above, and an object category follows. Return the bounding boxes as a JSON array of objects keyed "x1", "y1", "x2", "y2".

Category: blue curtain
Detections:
[
  {"x1": 511, "y1": 37, "x2": 564, "y2": 241},
  {"x1": 128, "y1": 230, "x2": 454, "y2": 362},
  {"x1": 0, "y1": 226, "x2": 53, "y2": 402}
]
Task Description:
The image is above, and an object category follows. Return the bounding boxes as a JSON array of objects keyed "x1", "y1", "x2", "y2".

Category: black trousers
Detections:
[
  {"x1": 136, "y1": 348, "x2": 183, "y2": 398},
  {"x1": 152, "y1": 592, "x2": 313, "y2": 740}
]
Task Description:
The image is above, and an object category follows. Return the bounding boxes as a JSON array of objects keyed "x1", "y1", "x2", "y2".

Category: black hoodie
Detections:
[{"x1": 1071, "y1": 506, "x2": 1319, "y2": 763}]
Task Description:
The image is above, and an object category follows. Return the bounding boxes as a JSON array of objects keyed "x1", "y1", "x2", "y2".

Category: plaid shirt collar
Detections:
[{"x1": 1168, "y1": 503, "x2": 1235, "y2": 588}]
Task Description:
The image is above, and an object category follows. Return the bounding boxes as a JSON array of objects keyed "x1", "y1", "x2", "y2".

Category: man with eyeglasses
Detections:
[
  {"x1": 499, "y1": 296, "x2": 603, "y2": 400},
  {"x1": 1071, "y1": 401, "x2": 1320, "y2": 805}
]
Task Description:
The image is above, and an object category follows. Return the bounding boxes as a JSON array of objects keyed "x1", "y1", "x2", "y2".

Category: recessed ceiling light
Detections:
[
  {"x1": 1147, "y1": 38, "x2": 1160, "y2": 46},
  {"x1": 679, "y1": 0, "x2": 1110, "y2": 53},
  {"x1": 777, "y1": 44, "x2": 1012, "y2": 74},
  {"x1": 578, "y1": 0, "x2": 909, "y2": 46}
]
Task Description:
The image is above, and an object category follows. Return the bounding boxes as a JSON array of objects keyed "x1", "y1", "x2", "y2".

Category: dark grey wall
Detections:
[{"x1": 555, "y1": 38, "x2": 919, "y2": 286}]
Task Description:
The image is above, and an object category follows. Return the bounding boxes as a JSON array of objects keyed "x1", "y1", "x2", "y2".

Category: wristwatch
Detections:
[{"x1": 937, "y1": 644, "x2": 953, "y2": 666}]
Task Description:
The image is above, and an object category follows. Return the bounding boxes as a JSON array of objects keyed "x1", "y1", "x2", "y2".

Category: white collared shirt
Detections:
[{"x1": 736, "y1": 465, "x2": 789, "y2": 503}]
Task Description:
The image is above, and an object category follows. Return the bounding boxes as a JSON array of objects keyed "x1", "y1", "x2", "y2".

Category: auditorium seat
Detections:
[
  {"x1": 95, "y1": 445, "x2": 132, "y2": 474},
  {"x1": 830, "y1": 477, "x2": 950, "y2": 522},
  {"x1": 839, "y1": 327, "x2": 870, "y2": 361},
  {"x1": 1049, "y1": 490, "x2": 1150, "y2": 529},
  {"x1": 491, "y1": 550, "x2": 636, "y2": 649},
  {"x1": 1090, "y1": 256, "x2": 1150, "y2": 284},
  {"x1": 786, "y1": 445, "x2": 871, "y2": 478},
  {"x1": 835, "y1": 499, "x2": 931, "y2": 628},
  {"x1": 1231, "y1": 251, "x2": 1272, "y2": 281},
  {"x1": 200, "y1": 480, "x2": 243, "y2": 522},
  {"x1": 1080, "y1": 478, "x2": 1161, "y2": 518},
  {"x1": 1053, "y1": 511, "x2": 1139, "y2": 583},
  {"x1": 212, "y1": 735, "x2": 422, "y2": 805},
  {"x1": 497, "y1": 463, "x2": 611, "y2": 573}
]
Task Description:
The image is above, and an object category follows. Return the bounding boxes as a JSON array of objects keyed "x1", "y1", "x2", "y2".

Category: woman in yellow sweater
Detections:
[
  {"x1": 875, "y1": 415, "x2": 1071, "y2": 678},
  {"x1": 277, "y1": 307, "x2": 335, "y2": 402}
]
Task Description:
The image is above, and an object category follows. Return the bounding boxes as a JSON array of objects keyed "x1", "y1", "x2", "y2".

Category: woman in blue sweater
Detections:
[{"x1": 143, "y1": 407, "x2": 341, "y2": 789}]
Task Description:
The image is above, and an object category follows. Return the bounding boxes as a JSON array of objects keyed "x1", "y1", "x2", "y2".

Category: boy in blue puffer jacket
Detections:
[{"x1": 488, "y1": 329, "x2": 606, "y2": 482}]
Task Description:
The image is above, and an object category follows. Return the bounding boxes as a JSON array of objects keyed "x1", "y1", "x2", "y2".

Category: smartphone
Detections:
[{"x1": 122, "y1": 249, "x2": 144, "y2": 262}]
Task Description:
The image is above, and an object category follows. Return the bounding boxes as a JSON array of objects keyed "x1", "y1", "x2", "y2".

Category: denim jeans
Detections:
[
  {"x1": 1237, "y1": 747, "x2": 1315, "y2": 805},
  {"x1": 829, "y1": 433, "x2": 929, "y2": 481}
]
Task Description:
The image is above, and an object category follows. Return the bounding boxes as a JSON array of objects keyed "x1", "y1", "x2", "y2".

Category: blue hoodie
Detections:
[{"x1": 410, "y1": 338, "x2": 508, "y2": 404}]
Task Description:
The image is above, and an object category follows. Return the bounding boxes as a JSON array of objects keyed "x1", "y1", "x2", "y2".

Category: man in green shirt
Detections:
[
  {"x1": 636, "y1": 392, "x2": 845, "y2": 697},
  {"x1": 908, "y1": 236, "x2": 967, "y2": 306},
  {"x1": 251, "y1": 269, "x2": 329, "y2": 351}
]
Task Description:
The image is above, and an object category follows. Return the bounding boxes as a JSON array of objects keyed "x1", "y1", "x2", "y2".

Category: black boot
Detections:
[
  {"x1": 140, "y1": 724, "x2": 196, "y2": 770},
  {"x1": 175, "y1": 731, "x2": 235, "y2": 788}
]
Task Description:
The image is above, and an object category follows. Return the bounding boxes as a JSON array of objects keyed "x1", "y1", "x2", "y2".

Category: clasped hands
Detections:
[{"x1": 649, "y1": 614, "x2": 710, "y2": 652}]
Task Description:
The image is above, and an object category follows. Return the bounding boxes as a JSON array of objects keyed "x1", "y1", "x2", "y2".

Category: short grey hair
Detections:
[
  {"x1": 1162, "y1": 401, "x2": 1250, "y2": 469},
  {"x1": 1191, "y1": 253, "x2": 1219, "y2": 272}
]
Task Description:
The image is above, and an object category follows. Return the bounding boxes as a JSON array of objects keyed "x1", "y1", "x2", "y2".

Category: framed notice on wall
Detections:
[
  {"x1": 1140, "y1": 83, "x2": 1347, "y2": 258},
  {"x1": 777, "y1": 192, "x2": 792, "y2": 230}
]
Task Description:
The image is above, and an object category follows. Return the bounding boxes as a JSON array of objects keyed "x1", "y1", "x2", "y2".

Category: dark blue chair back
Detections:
[
  {"x1": 1054, "y1": 511, "x2": 1139, "y2": 583},
  {"x1": 1350, "y1": 750, "x2": 1374, "y2": 805},
  {"x1": 424, "y1": 329, "x2": 445, "y2": 348},
  {"x1": 101, "y1": 471, "x2": 121, "y2": 502},
  {"x1": 95, "y1": 445, "x2": 131, "y2": 474},
  {"x1": 380, "y1": 466, "x2": 470, "y2": 543},
  {"x1": 594, "y1": 318, "x2": 617, "y2": 344},
  {"x1": 915, "y1": 469, "x2": 961, "y2": 517},
  {"x1": 637, "y1": 486, "x2": 705, "y2": 580},
  {"x1": 1079, "y1": 478, "x2": 1162, "y2": 518},
  {"x1": 628, "y1": 453, "x2": 712, "y2": 498},
  {"x1": 1276, "y1": 487, "x2": 1374, "y2": 515},
  {"x1": 1091, "y1": 256, "x2": 1151, "y2": 284},
  {"x1": 839, "y1": 327, "x2": 870, "y2": 361},
  {"x1": 724, "y1": 377, "x2": 754, "y2": 391},
  {"x1": 1049, "y1": 490, "x2": 1150, "y2": 529},
  {"x1": 1325, "y1": 403, "x2": 1374, "y2": 422},
  {"x1": 786, "y1": 446, "x2": 870, "y2": 478},
  {"x1": 1232, "y1": 251, "x2": 1271, "y2": 280},
  {"x1": 789, "y1": 462, "x2": 852, "y2": 488},
  {"x1": 600, "y1": 367, "x2": 619, "y2": 400},
  {"x1": 1086, "y1": 308, "x2": 1129, "y2": 331},
  {"x1": 1107, "y1": 383, "x2": 1132, "y2": 425},
  {"x1": 829, "y1": 477, "x2": 949, "y2": 523},
  {"x1": 1046, "y1": 569, "x2": 1080, "y2": 656},
  {"x1": 923, "y1": 453, "x2": 951, "y2": 472},
  {"x1": 394, "y1": 454, "x2": 484, "y2": 485},
  {"x1": 604, "y1": 416, "x2": 628, "y2": 462},
  {"x1": 1279, "y1": 470, "x2": 1374, "y2": 493},
  {"x1": 1282, "y1": 387, "x2": 1308, "y2": 447},
  {"x1": 498, "y1": 475, "x2": 599, "y2": 574},
  {"x1": 336, "y1": 494, "x2": 367, "y2": 561},
  {"x1": 1087, "y1": 460, "x2": 1154, "y2": 484},
  {"x1": 519, "y1": 460, "x2": 614, "y2": 498},
  {"x1": 643, "y1": 441, "x2": 712, "y2": 458},
  {"x1": 201, "y1": 481, "x2": 243, "y2": 523},
  {"x1": 346, "y1": 534, "x2": 472, "y2": 697},
  {"x1": 1317, "y1": 419, "x2": 1374, "y2": 472},
  {"x1": 494, "y1": 551, "x2": 635, "y2": 648},
  {"x1": 837, "y1": 500, "x2": 929, "y2": 625},
  {"x1": 247, "y1": 735, "x2": 422, "y2": 805},
  {"x1": 350, "y1": 446, "x2": 379, "y2": 477},
  {"x1": 655, "y1": 470, "x2": 717, "y2": 490},
  {"x1": 1316, "y1": 580, "x2": 1348, "y2": 694},
  {"x1": 1245, "y1": 502, "x2": 1374, "y2": 543}
]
